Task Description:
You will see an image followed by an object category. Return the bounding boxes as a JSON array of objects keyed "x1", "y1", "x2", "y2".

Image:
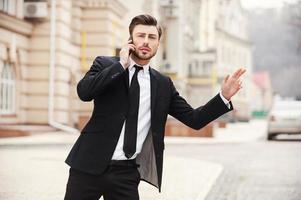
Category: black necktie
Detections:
[{"x1": 123, "y1": 65, "x2": 143, "y2": 159}]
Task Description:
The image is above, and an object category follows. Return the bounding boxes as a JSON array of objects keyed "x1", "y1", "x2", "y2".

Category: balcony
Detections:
[{"x1": 188, "y1": 50, "x2": 216, "y2": 78}]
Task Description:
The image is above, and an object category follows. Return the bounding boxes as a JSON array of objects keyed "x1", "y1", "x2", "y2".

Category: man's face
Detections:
[{"x1": 131, "y1": 24, "x2": 160, "y2": 61}]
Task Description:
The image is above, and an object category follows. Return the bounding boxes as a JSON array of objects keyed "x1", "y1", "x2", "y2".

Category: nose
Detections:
[{"x1": 143, "y1": 36, "x2": 149, "y2": 45}]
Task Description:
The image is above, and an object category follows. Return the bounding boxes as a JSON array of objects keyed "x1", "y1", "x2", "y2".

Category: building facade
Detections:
[
  {"x1": 155, "y1": 0, "x2": 253, "y2": 121},
  {"x1": 0, "y1": 0, "x2": 253, "y2": 132},
  {"x1": 158, "y1": 0, "x2": 202, "y2": 106},
  {"x1": 193, "y1": 0, "x2": 253, "y2": 120},
  {"x1": 0, "y1": 0, "x2": 127, "y2": 129}
]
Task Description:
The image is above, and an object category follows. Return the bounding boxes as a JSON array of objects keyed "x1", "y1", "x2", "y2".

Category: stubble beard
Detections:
[{"x1": 132, "y1": 49, "x2": 157, "y2": 61}]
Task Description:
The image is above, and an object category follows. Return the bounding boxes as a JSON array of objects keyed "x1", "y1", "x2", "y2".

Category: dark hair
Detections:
[{"x1": 129, "y1": 14, "x2": 162, "y2": 39}]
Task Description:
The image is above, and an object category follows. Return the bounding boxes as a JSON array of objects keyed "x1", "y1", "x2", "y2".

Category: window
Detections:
[
  {"x1": 0, "y1": 63, "x2": 16, "y2": 115},
  {"x1": 202, "y1": 61, "x2": 212, "y2": 75},
  {"x1": 0, "y1": 0, "x2": 19, "y2": 17},
  {"x1": 0, "y1": 0, "x2": 9, "y2": 13}
]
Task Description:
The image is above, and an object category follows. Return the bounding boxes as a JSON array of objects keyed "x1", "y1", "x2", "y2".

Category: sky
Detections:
[{"x1": 241, "y1": 0, "x2": 299, "y2": 9}]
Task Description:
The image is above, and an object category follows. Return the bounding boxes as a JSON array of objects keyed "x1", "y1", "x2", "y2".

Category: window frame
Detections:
[{"x1": 0, "y1": 62, "x2": 16, "y2": 115}]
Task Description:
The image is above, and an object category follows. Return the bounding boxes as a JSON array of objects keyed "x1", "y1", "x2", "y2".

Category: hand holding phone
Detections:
[{"x1": 119, "y1": 37, "x2": 136, "y2": 69}]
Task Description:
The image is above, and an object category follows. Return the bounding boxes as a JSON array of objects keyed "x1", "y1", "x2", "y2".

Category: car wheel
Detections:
[{"x1": 267, "y1": 133, "x2": 276, "y2": 140}]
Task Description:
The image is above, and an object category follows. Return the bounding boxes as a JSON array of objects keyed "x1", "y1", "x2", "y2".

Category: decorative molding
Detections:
[
  {"x1": 76, "y1": 0, "x2": 128, "y2": 18},
  {"x1": 0, "y1": 12, "x2": 33, "y2": 36}
]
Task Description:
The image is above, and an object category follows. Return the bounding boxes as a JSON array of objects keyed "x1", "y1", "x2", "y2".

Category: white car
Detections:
[{"x1": 267, "y1": 100, "x2": 301, "y2": 140}]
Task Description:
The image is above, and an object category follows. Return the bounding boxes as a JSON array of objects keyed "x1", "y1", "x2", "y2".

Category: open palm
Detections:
[{"x1": 221, "y1": 68, "x2": 246, "y2": 101}]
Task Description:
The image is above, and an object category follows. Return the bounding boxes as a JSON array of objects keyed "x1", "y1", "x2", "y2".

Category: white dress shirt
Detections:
[
  {"x1": 112, "y1": 58, "x2": 151, "y2": 160},
  {"x1": 112, "y1": 58, "x2": 231, "y2": 160}
]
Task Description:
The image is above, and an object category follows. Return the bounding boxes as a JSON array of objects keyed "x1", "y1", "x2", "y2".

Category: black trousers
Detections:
[{"x1": 64, "y1": 160, "x2": 140, "y2": 200}]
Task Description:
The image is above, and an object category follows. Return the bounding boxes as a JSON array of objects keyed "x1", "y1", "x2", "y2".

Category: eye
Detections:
[{"x1": 149, "y1": 35, "x2": 157, "y2": 40}]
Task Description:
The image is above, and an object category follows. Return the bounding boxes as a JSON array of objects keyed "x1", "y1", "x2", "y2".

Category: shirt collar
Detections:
[{"x1": 128, "y1": 57, "x2": 150, "y2": 74}]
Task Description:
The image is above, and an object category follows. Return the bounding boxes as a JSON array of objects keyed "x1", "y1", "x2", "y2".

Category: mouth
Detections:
[{"x1": 139, "y1": 47, "x2": 151, "y2": 52}]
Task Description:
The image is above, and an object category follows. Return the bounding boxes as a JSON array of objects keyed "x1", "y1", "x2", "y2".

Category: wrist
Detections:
[
  {"x1": 119, "y1": 61, "x2": 128, "y2": 69},
  {"x1": 221, "y1": 91, "x2": 231, "y2": 101}
]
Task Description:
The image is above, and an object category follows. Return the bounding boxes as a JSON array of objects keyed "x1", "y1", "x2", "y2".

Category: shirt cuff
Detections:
[{"x1": 219, "y1": 91, "x2": 231, "y2": 109}]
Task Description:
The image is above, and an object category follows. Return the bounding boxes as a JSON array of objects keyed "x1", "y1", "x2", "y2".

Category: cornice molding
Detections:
[
  {"x1": 75, "y1": 0, "x2": 128, "y2": 18},
  {"x1": 0, "y1": 11, "x2": 33, "y2": 37}
]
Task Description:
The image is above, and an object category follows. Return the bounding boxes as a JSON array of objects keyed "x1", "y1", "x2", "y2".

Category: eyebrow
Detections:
[{"x1": 136, "y1": 32, "x2": 158, "y2": 37}]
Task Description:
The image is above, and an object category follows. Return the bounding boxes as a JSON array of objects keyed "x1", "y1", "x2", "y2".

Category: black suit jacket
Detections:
[{"x1": 65, "y1": 56, "x2": 233, "y2": 191}]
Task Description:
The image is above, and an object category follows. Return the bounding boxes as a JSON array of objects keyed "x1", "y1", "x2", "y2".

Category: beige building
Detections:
[
  {"x1": 195, "y1": 0, "x2": 253, "y2": 121},
  {"x1": 159, "y1": 0, "x2": 202, "y2": 105},
  {"x1": 0, "y1": 0, "x2": 253, "y2": 133},
  {"x1": 0, "y1": 0, "x2": 127, "y2": 130}
]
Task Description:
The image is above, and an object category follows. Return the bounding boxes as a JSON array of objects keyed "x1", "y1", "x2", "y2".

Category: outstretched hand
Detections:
[{"x1": 221, "y1": 68, "x2": 246, "y2": 101}]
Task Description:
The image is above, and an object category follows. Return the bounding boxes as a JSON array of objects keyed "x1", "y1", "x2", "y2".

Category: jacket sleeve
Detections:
[
  {"x1": 77, "y1": 56, "x2": 125, "y2": 101},
  {"x1": 168, "y1": 78, "x2": 233, "y2": 130}
]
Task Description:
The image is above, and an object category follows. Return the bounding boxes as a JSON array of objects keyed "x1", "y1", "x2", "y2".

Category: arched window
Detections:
[{"x1": 0, "y1": 63, "x2": 16, "y2": 114}]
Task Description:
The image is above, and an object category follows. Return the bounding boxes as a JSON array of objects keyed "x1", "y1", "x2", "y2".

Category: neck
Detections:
[{"x1": 130, "y1": 54, "x2": 150, "y2": 66}]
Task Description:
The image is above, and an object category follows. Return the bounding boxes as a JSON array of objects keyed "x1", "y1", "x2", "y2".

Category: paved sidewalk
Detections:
[
  {"x1": 0, "y1": 147, "x2": 222, "y2": 200},
  {"x1": 0, "y1": 133, "x2": 224, "y2": 200},
  {"x1": 0, "y1": 119, "x2": 266, "y2": 199},
  {"x1": 214, "y1": 119, "x2": 267, "y2": 142},
  {"x1": 139, "y1": 157, "x2": 222, "y2": 200},
  {"x1": 165, "y1": 119, "x2": 267, "y2": 145}
]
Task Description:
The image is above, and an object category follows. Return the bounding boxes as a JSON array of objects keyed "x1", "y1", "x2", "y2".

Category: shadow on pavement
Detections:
[{"x1": 272, "y1": 139, "x2": 301, "y2": 142}]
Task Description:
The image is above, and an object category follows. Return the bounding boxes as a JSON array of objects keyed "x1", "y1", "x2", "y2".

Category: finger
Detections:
[
  {"x1": 232, "y1": 68, "x2": 242, "y2": 78},
  {"x1": 128, "y1": 45, "x2": 136, "y2": 52},
  {"x1": 128, "y1": 44, "x2": 136, "y2": 48},
  {"x1": 233, "y1": 68, "x2": 246, "y2": 79},
  {"x1": 237, "y1": 68, "x2": 246, "y2": 78},
  {"x1": 223, "y1": 75, "x2": 230, "y2": 84},
  {"x1": 237, "y1": 81, "x2": 243, "y2": 89},
  {"x1": 233, "y1": 85, "x2": 242, "y2": 96}
]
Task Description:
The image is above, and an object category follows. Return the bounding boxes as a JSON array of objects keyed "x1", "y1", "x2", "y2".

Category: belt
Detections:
[{"x1": 109, "y1": 159, "x2": 137, "y2": 167}]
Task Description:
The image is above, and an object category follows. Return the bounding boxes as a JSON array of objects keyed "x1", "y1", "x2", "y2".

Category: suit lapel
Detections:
[
  {"x1": 149, "y1": 67, "x2": 158, "y2": 124},
  {"x1": 123, "y1": 68, "x2": 129, "y2": 89}
]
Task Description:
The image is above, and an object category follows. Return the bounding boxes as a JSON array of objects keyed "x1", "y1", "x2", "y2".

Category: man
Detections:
[{"x1": 64, "y1": 14, "x2": 246, "y2": 200}]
